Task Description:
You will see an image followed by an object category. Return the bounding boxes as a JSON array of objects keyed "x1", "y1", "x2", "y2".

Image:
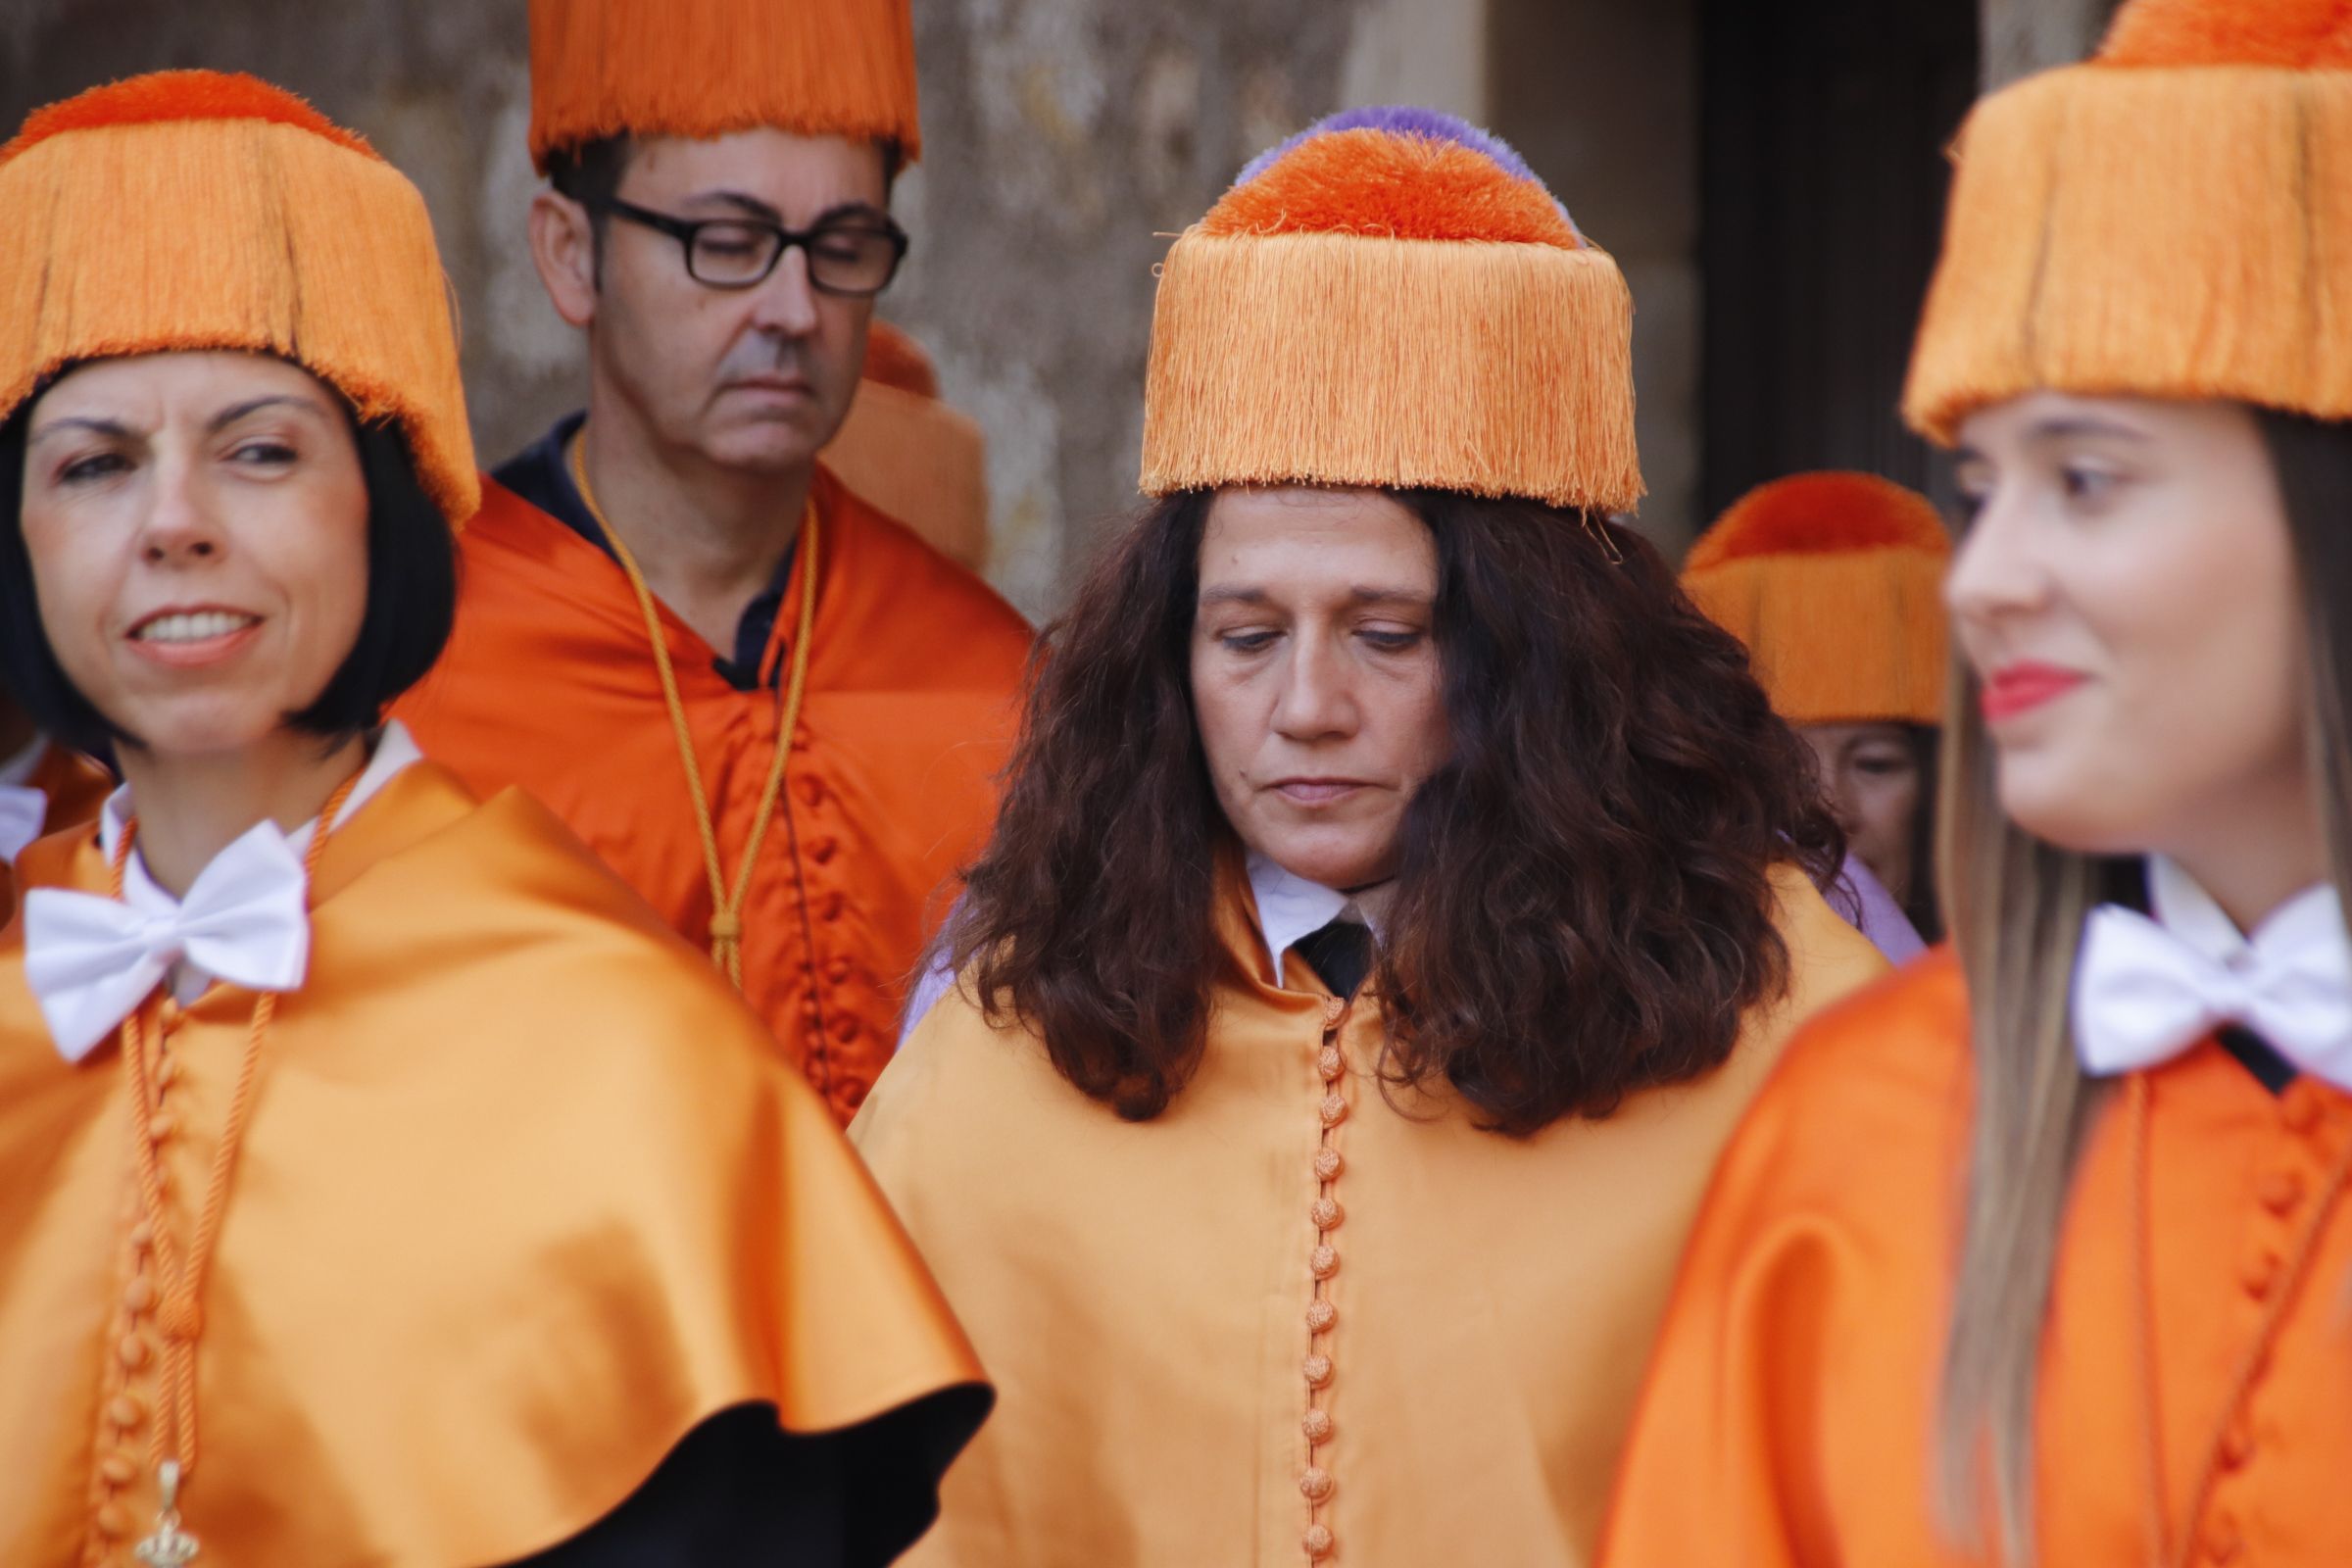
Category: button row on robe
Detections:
[
  {"x1": 1301, "y1": 1019, "x2": 1349, "y2": 1564},
  {"x1": 2258, "y1": 1168, "x2": 2305, "y2": 1215}
]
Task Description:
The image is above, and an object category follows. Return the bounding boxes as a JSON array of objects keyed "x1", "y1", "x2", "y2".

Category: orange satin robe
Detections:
[
  {"x1": 0, "y1": 760, "x2": 988, "y2": 1566},
  {"x1": 0, "y1": 742, "x2": 113, "y2": 923},
  {"x1": 852, "y1": 859, "x2": 1886, "y2": 1566},
  {"x1": 1599, "y1": 948, "x2": 2352, "y2": 1567},
  {"x1": 394, "y1": 466, "x2": 1031, "y2": 1122}
]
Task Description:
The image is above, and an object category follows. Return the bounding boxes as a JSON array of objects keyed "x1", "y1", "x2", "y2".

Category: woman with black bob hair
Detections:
[
  {"x1": 0, "y1": 398, "x2": 455, "y2": 764},
  {"x1": 854, "y1": 107, "x2": 1886, "y2": 1567},
  {"x1": 0, "y1": 72, "x2": 988, "y2": 1568}
]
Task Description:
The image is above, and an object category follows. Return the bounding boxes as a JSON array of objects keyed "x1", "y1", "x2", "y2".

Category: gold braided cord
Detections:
[{"x1": 566, "y1": 432, "x2": 819, "y2": 987}]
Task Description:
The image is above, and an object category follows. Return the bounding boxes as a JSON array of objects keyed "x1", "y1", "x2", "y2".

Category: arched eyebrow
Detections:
[
  {"x1": 1197, "y1": 585, "x2": 1431, "y2": 608},
  {"x1": 2026, "y1": 415, "x2": 2151, "y2": 444},
  {"x1": 26, "y1": 415, "x2": 133, "y2": 447},
  {"x1": 29, "y1": 394, "x2": 326, "y2": 448},
  {"x1": 681, "y1": 190, "x2": 892, "y2": 229},
  {"x1": 205, "y1": 395, "x2": 324, "y2": 433}
]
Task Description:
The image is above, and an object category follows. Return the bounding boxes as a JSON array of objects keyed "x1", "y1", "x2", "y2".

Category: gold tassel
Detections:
[{"x1": 1140, "y1": 228, "x2": 1643, "y2": 514}]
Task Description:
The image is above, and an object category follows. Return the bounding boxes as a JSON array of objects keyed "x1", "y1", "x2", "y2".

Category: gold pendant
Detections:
[{"x1": 134, "y1": 1460, "x2": 200, "y2": 1566}]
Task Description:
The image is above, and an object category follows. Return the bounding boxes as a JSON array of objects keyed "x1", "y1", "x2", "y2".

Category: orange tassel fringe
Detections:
[
  {"x1": 1141, "y1": 228, "x2": 1643, "y2": 514},
  {"x1": 0, "y1": 111, "x2": 478, "y2": 526},
  {"x1": 1683, "y1": 544, "x2": 1949, "y2": 726},
  {"x1": 528, "y1": 0, "x2": 921, "y2": 169},
  {"x1": 1905, "y1": 64, "x2": 2352, "y2": 441}
]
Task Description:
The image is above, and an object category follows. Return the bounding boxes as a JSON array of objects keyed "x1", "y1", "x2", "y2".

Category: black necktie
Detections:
[{"x1": 1291, "y1": 919, "x2": 1375, "y2": 1001}]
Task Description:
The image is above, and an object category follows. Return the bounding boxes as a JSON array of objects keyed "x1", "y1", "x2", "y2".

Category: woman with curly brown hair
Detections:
[{"x1": 852, "y1": 106, "x2": 1886, "y2": 1568}]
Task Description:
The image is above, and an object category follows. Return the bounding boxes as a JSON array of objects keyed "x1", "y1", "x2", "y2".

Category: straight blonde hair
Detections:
[{"x1": 1935, "y1": 409, "x2": 2352, "y2": 1564}]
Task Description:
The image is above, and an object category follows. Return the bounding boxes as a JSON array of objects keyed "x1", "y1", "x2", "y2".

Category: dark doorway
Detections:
[{"x1": 1699, "y1": 0, "x2": 1979, "y2": 523}]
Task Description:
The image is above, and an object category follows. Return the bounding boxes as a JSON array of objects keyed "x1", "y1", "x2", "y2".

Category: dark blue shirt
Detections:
[{"x1": 496, "y1": 412, "x2": 798, "y2": 692}]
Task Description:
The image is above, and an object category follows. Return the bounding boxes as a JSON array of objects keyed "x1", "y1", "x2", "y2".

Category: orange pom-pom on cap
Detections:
[
  {"x1": 1686, "y1": 471, "x2": 1948, "y2": 568},
  {"x1": 2097, "y1": 0, "x2": 2352, "y2": 68},
  {"x1": 1201, "y1": 128, "x2": 1582, "y2": 249},
  {"x1": 1683, "y1": 472, "x2": 1951, "y2": 727},
  {"x1": 0, "y1": 71, "x2": 477, "y2": 526},
  {"x1": 1142, "y1": 108, "x2": 1640, "y2": 514},
  {"x1": 1, "y1": 70, "x2": 376, "y2": 164}
]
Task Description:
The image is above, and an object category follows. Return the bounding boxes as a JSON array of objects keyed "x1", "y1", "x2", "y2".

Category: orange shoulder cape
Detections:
[
  {"x1": 1599, "y1": 947, "x2": 2352, "y2": 1565},
  {"x1": 394, "y1": 466, "x2": 1030, "y2": 1121},
  {"x1": 0, "y1": 761, "x2": 987, "y2": 1565}
]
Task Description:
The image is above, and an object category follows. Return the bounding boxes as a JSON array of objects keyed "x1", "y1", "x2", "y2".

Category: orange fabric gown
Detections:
[
  {"x1": 0, "y1": 743, "x2": 113, "y2": 923},
  {"x1": 1599, "y1": 948, "x2": 2352, "y2": 1567},
  {"x1": 0, "y1": 760, "x2": 988, "y2": 1566},
  {"x1": 851, "y1": 860, "x2": 1886, "y2": 1567},
  {"x1": 394, "y1": 466, "x2": 1031, "y2": 1121}
]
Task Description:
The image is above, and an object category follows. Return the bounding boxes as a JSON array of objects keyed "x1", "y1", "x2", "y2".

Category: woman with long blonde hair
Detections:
[{"x1": 1599, "y1": 1, "x2": 2352, "y2": 1563}]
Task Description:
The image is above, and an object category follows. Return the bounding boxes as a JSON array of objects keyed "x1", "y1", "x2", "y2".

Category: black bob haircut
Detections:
[{"x1": 0, "y1": 385, "x2": 458, "y2": 760}]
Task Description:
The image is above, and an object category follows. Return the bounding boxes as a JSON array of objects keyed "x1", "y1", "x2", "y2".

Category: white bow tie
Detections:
[
  {"x1": 2073, "y1": 893, "x2": 2352, "y2": 1091},
  {"x1": 0, "y1": 783, "x2": 46, "y2": 863},
  {"x1": 24, "y1": 820, "x2": 313, "y2": 1062}
]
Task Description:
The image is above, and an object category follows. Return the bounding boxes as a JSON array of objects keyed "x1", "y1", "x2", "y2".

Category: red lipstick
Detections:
[{"x1": 1981, "y1": 662, "x2": 2085, "y2": 722}]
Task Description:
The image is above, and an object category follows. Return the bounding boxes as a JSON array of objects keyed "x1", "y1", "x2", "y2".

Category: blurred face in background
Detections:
[{"x1": 1801, "y1": 720, "x2": 1926, "y2": 909}]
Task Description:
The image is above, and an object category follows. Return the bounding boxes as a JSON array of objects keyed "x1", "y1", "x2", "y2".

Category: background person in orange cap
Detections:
[
  {"x1": 1682, "y1": 470, "x2": 1951, "y2": 959},
  {"x1": 1601, "y1": 1, "x2": 2352, "y2": 1563},
  {"x1": 0, "y1": 70, "x2": 987, "y2": 1568},
  {"x1": 829, "y1": 319, "x2": 993, "y2": 570},
  {"x1": 394, "y1": 0, "x2": 1032, "y2": 1124},
  {"x1": 853, "y1": 106, "x2": 1886, "y2": 1568}
]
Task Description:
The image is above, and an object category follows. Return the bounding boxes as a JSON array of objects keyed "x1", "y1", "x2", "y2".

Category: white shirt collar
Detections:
[
  {"x1": 0, "y1": 734, "x2": 52, "y2": 863},
  {"x1": 91, "y1": 722, "x2": 423, "y2": 1004},
  {"x1": 2146, "y1": 853, "x2": 2340, "y2": 971},
  {"x1": 1246, "y1": 850, "x2": 1380, "y2": 987},
  {"x1": 0, "y1": 732, "x2": 47, "y2": 791},
  {"x1": 96, "y1": 720, "x2": 422, "y2": 866}
]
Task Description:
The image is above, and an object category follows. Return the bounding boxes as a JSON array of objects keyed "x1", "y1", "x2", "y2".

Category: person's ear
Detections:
[{"x1": 528, "y1": 189, "x2": 600, "y2": 328}]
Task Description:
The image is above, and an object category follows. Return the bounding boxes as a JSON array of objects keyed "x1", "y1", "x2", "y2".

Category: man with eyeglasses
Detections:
[{"x1": 398, "y1": 0, "x2": 1032, "y2": 1129}]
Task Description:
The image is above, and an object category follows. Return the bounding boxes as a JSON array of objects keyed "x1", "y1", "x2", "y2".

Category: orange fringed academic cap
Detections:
[
  {"x1": 528, "y1": 0, "x2": 922, "y2": 171},
  {"x1": 0, "y1": 71, "x2": 477, "y2": 525},
  {"x1": 1141, "y1": 106, "x2": 1642, "y2": 513},
  {"x1": 1905, "y1": 0, "x2": 2352, "y2": 440},
  {"x1": 1681, "y1": 472, "x2": 1950, "y2": 726},
  {"x1": 827, "y1": 320, "x2": 991, "y2": 568}
]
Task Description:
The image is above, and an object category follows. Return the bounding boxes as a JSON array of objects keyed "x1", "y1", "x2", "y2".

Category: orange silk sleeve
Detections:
[{"x1": 1597, "y1": 952, "x2": 1979, "y2": 1568}]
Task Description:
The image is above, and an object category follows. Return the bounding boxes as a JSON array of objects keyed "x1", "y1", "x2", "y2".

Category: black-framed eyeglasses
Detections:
[{"x1": 592, "y1": 197, "x2": 909, "y2": 296}]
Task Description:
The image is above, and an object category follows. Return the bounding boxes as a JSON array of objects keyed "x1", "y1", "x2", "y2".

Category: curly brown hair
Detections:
[{"x1": 949, "y1": 488, "x2": 1844, "y2": 1134}]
